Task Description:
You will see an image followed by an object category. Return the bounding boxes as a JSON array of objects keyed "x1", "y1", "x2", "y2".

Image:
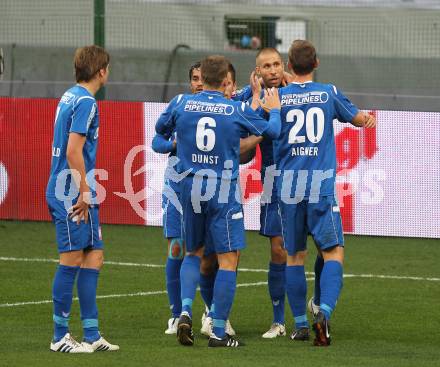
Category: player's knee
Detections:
[
  {"x1": 270, "y1": 240, "x2": 287, "y2": 263},
  {"x1": 168, "y1": 238, "x2": 184, "y2": 260},
  {"x1": 287, "y1": 250, "x2": 307, "y2": 266},
  {"x1": 59, "y1": 251, "x2": 83, "y2": 267},
  {"x1": 322, "y1": 245, "x2": 344, "y2": 263}
]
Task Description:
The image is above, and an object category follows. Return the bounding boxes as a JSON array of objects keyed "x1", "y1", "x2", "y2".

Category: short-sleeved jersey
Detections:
[
  {"x1": 155, "y1": 90, "x2": 275, "y2": 180},
  {"x1": 46, "y1": 85, "x2": 100, "y2": 198},
  {"x1": 274, "y1": 81, "x2": 359, "y2": 198}
]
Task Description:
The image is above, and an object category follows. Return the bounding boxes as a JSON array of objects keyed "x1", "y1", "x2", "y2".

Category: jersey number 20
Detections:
[
  {"x1": 287, "y1": 107, "x2": 324, "y2": 144},
  {"x1": 196, "y1": 117, "x2": 216, "y2": 151}
]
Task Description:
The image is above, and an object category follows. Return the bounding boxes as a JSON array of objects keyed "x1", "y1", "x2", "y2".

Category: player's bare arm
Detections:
[
  {"x1": 239, "y1": 135, "x2": 263, "y2": 164},
  {"x1": 66, "y1": 132, "x2": 90, "y2": 224},
  {"x1": 351, "y1": 111, "x2": 376, "y2": 128}
]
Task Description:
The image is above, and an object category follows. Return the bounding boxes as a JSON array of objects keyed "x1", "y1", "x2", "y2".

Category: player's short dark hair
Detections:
[
  {"x1": 189, "y1": 61, "x2": 201, "y2": 81},
  {"x1": 228, "y1": 62, "x2": 236, "y2": 84},
  {"x1": 74, "y1": 45, "x2": 110, "y2": 83},
  {"x1": 288, "y1": 40, "x2": 317, "y2": 75},
  {"x1": 256, "y1": 47, "x2": 282, "y2": 62},
  {"x1": 201, "y1": 55, "x2": 230, "y2": 88}
]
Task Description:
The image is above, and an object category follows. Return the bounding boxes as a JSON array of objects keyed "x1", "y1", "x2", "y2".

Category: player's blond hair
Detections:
[{"x1": 74, "y1": 45, "x2": 110, "y2": 83}]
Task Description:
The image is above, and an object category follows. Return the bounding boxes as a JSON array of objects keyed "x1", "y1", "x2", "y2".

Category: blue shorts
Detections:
[
  {"x1": 162, "y1": 179, "x2": 182, "y2": 239},
  {"x1": 46, "y1": 196, "x2": 104, "y2": 253},
  {"x1": 180, "y1": 176, "x2": 246, "y2": 255},
  {"x1": 279, "y1": 196, "x2": 344, "y2": 256},
  {"x1": 259, "y1": 200, "x2": 282, "y2": 238},
  {"x1": 260, "y1": 173, "x2": 282, "y2": 238}
]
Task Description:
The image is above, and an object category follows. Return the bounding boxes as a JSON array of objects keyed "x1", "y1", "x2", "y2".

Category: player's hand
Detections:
[
  {"x1": 259, "y1": 88, "x2": 281, "y2": 112},
  {"x1": 69, "y1": 191, "x2": 91, "y2": 225},
  {"x1": 250, "y1": 71, "x2": 262, "y2": 97},
  {"x1": 363, "y1": 113, "x2": 376, "y2": 128},
  {"x1": 172, "y1": 139, "x2": 177, "y2": 150},
  {"x1": 250, "y1": 71, "x2": 262, "y2": 110}
]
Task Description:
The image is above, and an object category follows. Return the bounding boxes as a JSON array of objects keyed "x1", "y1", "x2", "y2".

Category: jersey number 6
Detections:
[{"x1": 196, "y1": 117, "x2": 216, "y2": 152}]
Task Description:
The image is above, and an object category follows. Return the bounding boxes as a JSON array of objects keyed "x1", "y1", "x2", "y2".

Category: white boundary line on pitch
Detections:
[
  {"x1": 0, "y1": 281, "x2": 274, "y2": 308},
  {"x1": 1, "y1": 256, "x2": 439, "y2": 283}
]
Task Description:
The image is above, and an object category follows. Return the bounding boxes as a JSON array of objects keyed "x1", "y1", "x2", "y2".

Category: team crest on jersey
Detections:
[
  {"x1": 281, "y1": 91, "x2": 329, "y2": 106},
  {"x1": 60, "y1": 92, "x2": 75, "y2": 105}
]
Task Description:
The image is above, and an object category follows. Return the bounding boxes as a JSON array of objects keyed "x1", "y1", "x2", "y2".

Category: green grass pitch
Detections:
[{"x1": 0, "y1": 220, "x2": 439, "y2": 367}]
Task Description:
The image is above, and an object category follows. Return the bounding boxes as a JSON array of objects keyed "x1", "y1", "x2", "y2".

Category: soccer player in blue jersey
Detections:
[
  {"x1": 46, "y1": 45, "x2": 119, "y2": 353},
  {"x1": 275, "y1": 40, "x2": 376, "y2": 346},
  {"x1": 153, "y1": 62, "x2": 202, "y2": 336},
  {"x1": 152, "y1": 61, "x2": 236, "y2": 336},
  {"x1": 233, "y1": 48, "x2": 291, "y2": 339},
  {"x1": 155, "y1": 55, "x2": 281, "y2": 347}
]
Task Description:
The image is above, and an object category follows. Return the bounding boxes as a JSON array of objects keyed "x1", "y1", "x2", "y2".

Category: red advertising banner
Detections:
[{"x1": 0, "y1": 98, "x2": 145, "y2": 225}]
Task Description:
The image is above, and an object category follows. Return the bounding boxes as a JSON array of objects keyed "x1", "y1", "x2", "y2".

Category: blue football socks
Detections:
[
  {"x1": 166, "y1": 257, "x2": 183, "y2": 318},
  {"x1": 268, "y1": 262, "x2": 286, "y2": 325},
  {"x1": 286, "y1": 265, "x2": 309, "y2": 329},
  {"x1": 52, "y1": 264, "x2": 79, "y2": 342},
  {"x1": 180, "y1": 255, "x2": 201, "y2": 318},
  {"x1": 314, "y1": 255, "x2": 324, "y2": 305},
  {"x1": 77, "y1": 267, "x2": 101, "y2": 343},
  {"x1": 320, "y1": 260, "x2": 343, "y2": 320},
  {"x1": 212, "y1": 270, "x2": 237, "y2": 338},
  {"x1": 199, "y1": 272, "x2": 216, "y2": 312}
]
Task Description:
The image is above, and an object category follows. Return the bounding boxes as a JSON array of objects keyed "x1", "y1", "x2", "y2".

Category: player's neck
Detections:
[
  {"x1": 293, "y1": 73, "x2": 314, "y2": 84},
  {"x1": 78, "y1": 80, "x2": 102, "y2": 97},
  {"x1": 203, "y1": 84, "x2": 224, "y2": 94}
]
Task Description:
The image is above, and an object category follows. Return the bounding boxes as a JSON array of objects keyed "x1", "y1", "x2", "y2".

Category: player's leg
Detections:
[
  {"x1": 286, "y1": 249, "x2": 310, "y2": 341},
  {"x1": 78, "y1": 207, "x2": 119, "y2": 351},
  {"x1": 308, "y1": 196, "x2": 345, "y2": 346},
  {"x1": 47, "y1": 197, "x2": 93, "y2": 353},
  {"x1": 164, "y1": 237, "x2": 184, "y2": 334},
  {"x1": 280, "y1": 200, "x2": 310, "y2": 341},
  {"x1": 177, "y1": 176, "x2": 205, "y2": 346},
  {"x1": 262, "y1": 235, "x2": 287, "y2": 338},
  {"x1": 208, "y1": 185, "x2": 245, "y2": 347},
  {"x1": 260, "y1": 197, "x2": 288, "y2": 338},
  {"x1": 163, "y1": 183, "x2": 185, "y2": 334},
  {"x1": 210, "y1": 251, "x2": 239, "y2": 340},
  {"x1": 308, "y1": 250, "x2": 324, "y2": 317},
  {"x1": 199, "y1": 252, "x2": 217, "y2": 336}
]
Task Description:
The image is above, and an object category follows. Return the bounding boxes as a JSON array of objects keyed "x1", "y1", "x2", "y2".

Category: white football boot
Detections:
[
  {"x1": 262, "y1": 323, "x2": 286, "y2": 339},
  {"x1": 308, "y1": 297, "x2": 320, "y2": 318},
  {"x1": 225, "y1": 319, "x2": 236, "y2": 336},
  {"x1": 82, "y1": 336, "x2": 119, "y2": 351},
  {"x1": 164, "y1": 317, "x2": 179, "y2": 335},
  {"x1": 50, "y1": 333, "x2": 93, "y2": 353}
]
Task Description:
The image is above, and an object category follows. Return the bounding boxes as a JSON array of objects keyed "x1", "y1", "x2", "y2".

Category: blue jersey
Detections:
[
  {"x1": 232, "y1": 85, "x2": 253, "y2": 102},
  {"x1": 46, "y1": 85, "x2": 99, "y2": 198},
  {"x1": 275, "y1": 81, "x2": 359, "y2": 198},
  {"x1": 234, "y1": 85, "x2": 276, "y2": 176},
  {"x1": 155, "y1": 90, "x2": 281, "y2": 180}
]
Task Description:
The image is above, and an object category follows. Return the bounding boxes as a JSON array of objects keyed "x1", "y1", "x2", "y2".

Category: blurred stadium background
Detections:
[{"x1": 1, "y1": 0, "x2": 440, "y2": 110}]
